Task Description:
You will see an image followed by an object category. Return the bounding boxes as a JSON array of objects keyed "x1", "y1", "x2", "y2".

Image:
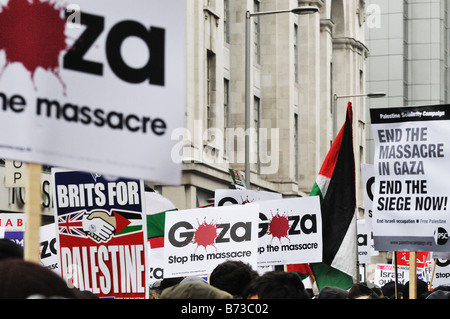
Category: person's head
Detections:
[
  {"x1": 0, "y1": 259, "x2": 79, "y2": 299},
  {"x1": 209, "y1": 260, "x2": 259, "y2": 298},
  {"x1": 381, "y1": 281, "x2": 404, "y2": 299},
  {"x1": 245, "y1": 271, "x2": 310, "y2": 299},
  {"x1": 160, "y1": 281, "x2": 233, "y2": 299},
  {"x1": 317, "y1": 286, "x2": 348, "y2": 299},
  {"x1": 0, "y1": 238, "x2": 23, "y2": 260},
  {"x1": 347, "y1": 283, "x2": 378, "y2": 299},
  {"x1": 402, "y1": 279, "x2": 428, "y2": 299}
]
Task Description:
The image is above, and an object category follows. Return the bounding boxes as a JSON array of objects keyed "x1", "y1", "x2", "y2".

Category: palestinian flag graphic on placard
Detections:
[
  {"x1": 288, "y1": 102, "x2": 357, "y2": 291},
  {"x1": 113, "y1": 210, "x2": 143, "y2": 235}
]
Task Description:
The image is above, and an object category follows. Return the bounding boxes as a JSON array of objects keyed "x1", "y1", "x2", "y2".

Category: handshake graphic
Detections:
[{"x1": 82, "y1": 211, "x2": 116, "y2": 242}]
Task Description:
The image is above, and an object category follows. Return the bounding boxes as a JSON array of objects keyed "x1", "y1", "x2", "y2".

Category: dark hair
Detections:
[
  {"x1": 0, "y1": 238, "x2": 23, "y2": 260},
  {"x1": 402, "y1": 280, "x2": 428, "y2": 299},
  {"x1": 0, "y1": 259, "x2": 79, "y2": 299},
  {"x1": 244, "y1": 271, "x2": 310, "y2": 299},
  {"x1": 209, "y1": 260, "x2": 259, "y2": 298}
]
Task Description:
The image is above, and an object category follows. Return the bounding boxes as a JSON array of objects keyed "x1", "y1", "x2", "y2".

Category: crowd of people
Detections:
[
  {"x1": 151, "y1": 259, "x2": 450, "y2": 300},
  {"x1": 0, "y1": 237, "x2": 449, "y2": 299}
]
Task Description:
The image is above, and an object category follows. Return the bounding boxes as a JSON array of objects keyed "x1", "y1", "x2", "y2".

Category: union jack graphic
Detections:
[{"x1": 58, "y1": 210, "x2": 86, "y2": 237}]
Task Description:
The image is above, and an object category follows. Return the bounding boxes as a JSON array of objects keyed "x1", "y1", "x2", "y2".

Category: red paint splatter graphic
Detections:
[
  {"x1": 192, "y1": 218, "x2": 218, "y2": 252},
  {"x1": 240, "y1": 196, "x2": 254, "y2": 205},
  {"x1": 268, "y1": 210, "x2": 290, "y2": 243},
  {"x1": 0, "y1": 0, "x2": 67, "y2": 92}
]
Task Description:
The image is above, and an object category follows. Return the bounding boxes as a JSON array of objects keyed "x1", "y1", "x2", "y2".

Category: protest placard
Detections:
[
  {"x1": 396, "y1": 251, "x2": 429, "y2": 268},
  {"x1": 214, "y1": 189, "x2": 281, "y2": 206},
  {"x1": 39, "y1": 223, "x2": 59, "y2": 273},
  {"x1": 361, "y1": 164, "x2": 375, "y2": 229},
  {"x1": 370, "y1": 105, "x2": 450, "y2": 252},
  {"x1": 163, "y1": 204, "x2": 259, "y2": 278},
  {"x1": 374, "y1": 264, "x2": 410, "y2": 287},
  {"x1": 0, "y1": 213, "x2": 25, "y2": 247},
  {"x1": 429, "y1": 258, "x2": 450, "y2": 288},
  {"x1": 257, "y1": 197, "x2": 322, "y2": 266},
  {"x1": 357, "y1": 219, "x2": 371, "y2": 264},
  {"x1": 52, "y1": 169, "x2": 148, "y2": 298},
  {"x1": 0, "y1": 0, "x2": 185, "y2": 184}
]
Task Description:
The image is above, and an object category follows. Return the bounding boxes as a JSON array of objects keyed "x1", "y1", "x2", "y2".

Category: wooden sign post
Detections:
[
  {"x1": 24, "y1": 163, "x2": 42, "y2": 263},
  {"x1": 409, "y1": 251, "x2": 417, "y2": 299}
]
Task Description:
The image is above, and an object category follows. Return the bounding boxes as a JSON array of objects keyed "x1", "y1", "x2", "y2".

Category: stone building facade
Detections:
[{"x1": 153, "y1": 0, "x2": 369, "y2": 215}]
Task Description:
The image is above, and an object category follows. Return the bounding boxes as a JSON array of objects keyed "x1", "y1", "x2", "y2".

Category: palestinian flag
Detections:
[
  {"x1": 289, "y1": 102, "x2": 357, "y2": 291},
  {"x1": 145, "y1": 191, "x2": 177, "y2": 248}
]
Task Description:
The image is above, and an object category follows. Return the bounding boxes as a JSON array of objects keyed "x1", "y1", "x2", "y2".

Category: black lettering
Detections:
[
  {"x1": 217, "y1": 197, "x2": 238, "y2": 206},
  {"x1": 168, "y1": 221, "x2": 194, "y2": 247},
  {"x1": 42, "y1": 180, "x2": 51, "y2": 208},
  {"x1": 301, "y1": 214, "x2": 317, "y2": 234},
  {"x1": 40, "y1": 240, "x2": 51, "y2": 259},
  {"x1": 216, "y1": 223, "x2": 230, "y2": 243},
  {"x1": 230, "y1": 222, "x2": 251, "y2": 242},
  {"x1": 151, "y1": 118, "x2": 167, "y2": 136},
  {"x1": 36, "y1": 98, "x2": 61, "y2": 118},
  {"x1": 106, "y1": 21, "x2": 165, "y2": 85},
  {"x1": 80, "y1": 106, "x2": 92, "y2": 124},
  {"x1": 62, "y1": 103, "x2": 78, "y2": 122},
  {"x1": 288, "y1": 215, "x2": 300, "y2": 235},
  {"x1": 49, "y1": 237, "x2": 57, "y2": 255},
  {"x1": 367, "y1": 176, "x2": 375, "y2": 200},
  {"x1": 125, "y1": 114, "x2": 141, "y2": 132},
  {"x1": 9, "y1": 95, "x2": 27, "y2": 113},
  {"x1": 258, "y1": 213, "x2": 269, "y2": 238},
  {"x1": 63, "y1": 12, "x2": 104, "y2": 75},
  {"x1": 358, "y1": 234, "x2": 368, "y2": 246}
]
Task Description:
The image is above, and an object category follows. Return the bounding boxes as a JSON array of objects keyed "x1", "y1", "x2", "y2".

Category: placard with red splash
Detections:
[
  {"x1": 257, "y1": 197, "x2": 323, "y2": 266},
  {"x1": 0, "y1": 0, "x2": 185, "y2": 184},
  {"x1": 53, "y1": 169, "x2": 148, "y2": 299},
  {"x1": 163, "y1": 204, "x2": 259, "y2": 278}
]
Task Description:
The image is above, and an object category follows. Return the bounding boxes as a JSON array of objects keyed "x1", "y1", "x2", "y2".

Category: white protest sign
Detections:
[
  {"x1": 430, "y1": 259, "x2": 450, "y2": 288},
  {"x1": 357, "y1": 219, "x2": 371, "y2": 264},
  {"x1": 361, "y1": 164, "x2": 375, "y2": 229},
  {"x1": 370, "y1": 105, "x2": 450, "y2": 252},
  {"x1": 0, "y1": 0, "x2": 185, "y2": 184},
  {"x1": 163, "y1": 204, "x2": 259, "y2": 278},
  {"x1": 374, "y1": 264, "x2": 410, "y2": 288},
  {"x1": 257, "y1": 197, "x2": 322, "y2": 266},
  {"x1": 214, "y1": 189, "x2": 281, "y2": 206},
  {"x1": 0, "y1": 214, "x2": 25, "y2": 248},
  {"x1": 39, "y1": 223, "x2": 59, "y2": 274}
]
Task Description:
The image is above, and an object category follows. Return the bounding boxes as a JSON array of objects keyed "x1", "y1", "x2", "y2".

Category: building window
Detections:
[
  {"x1": 253, "y1": 96, "x2": 261, "y2": 172},
  {"x1": 294, "y1": 23, "x2": 299, "y2": 83},
  {"x1": 224, "y1": 0, "x2": 230, "y2": 44},
  {"x1": 207, "y1": 50, "x2": 216, "y2": 132},
  {"x1": 253, "y1": 0, "x2": 261, "y2": 64},
  {"x1": 224, "y1": 78, "x2": 230, "y2": 157},
  {"x1": 294, "y1": 112, "x2": 299, "y2": 180}
]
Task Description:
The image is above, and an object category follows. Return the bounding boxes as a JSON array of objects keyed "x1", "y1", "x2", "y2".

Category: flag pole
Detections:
[
  {"x1": 409, "y1": 251, "x2": 417, "y2": 299},
  {"x1": 428, "y1": 258, "x2": 437, "y2": 291},
  {"x1": 394, "y1": 251, "x2": 399, "y2": 299},
  {"x1": 24, "y1": 163, "x2": 42, "y2": 263}
]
